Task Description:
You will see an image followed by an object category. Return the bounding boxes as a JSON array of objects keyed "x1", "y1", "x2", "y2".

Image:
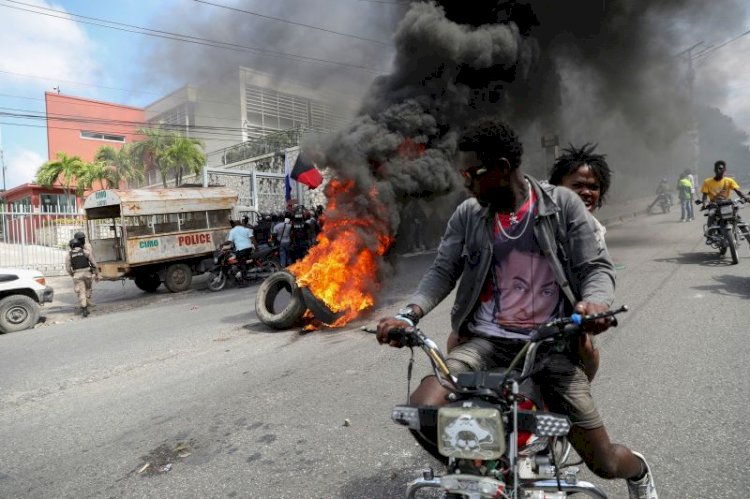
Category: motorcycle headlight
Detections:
[{"x1": 438, "y1": 407, "x2": 504, "y2": 459}]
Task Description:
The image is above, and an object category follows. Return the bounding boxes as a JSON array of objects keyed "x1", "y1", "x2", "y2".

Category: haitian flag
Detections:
[{"x1": 291, "y1": 153, "x2": 323, "y2": 189}]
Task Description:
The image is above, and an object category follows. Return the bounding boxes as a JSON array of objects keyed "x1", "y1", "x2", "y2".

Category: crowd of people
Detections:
[{"x1": 240, "y1": 204, "x2": 324, "y2": 267}]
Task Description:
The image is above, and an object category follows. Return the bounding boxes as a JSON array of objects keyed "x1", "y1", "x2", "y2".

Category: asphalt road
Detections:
[{"x1": 1, "y1": 210, "x2": 749, "y2": 499}]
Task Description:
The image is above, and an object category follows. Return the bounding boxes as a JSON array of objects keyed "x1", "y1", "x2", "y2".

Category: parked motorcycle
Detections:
[
  {"x1": 647, "y1": 192, "x2": 672, "y2": 214},
  {"x1": 207, "y1": 242, "x2": 280, "y2": 291},
  {"x1": 366, "y1": 305, "x2": 629, "y2": 499},
  {"x1": 698, "y1": 198, "x2": 750, "y2": 265}
]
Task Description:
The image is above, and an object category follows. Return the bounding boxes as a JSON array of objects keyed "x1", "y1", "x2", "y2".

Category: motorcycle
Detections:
[
  {"x1": 697, "y1": 198, "x2": 750, "y2": 265},
  {"x1": 647, "y1": 192, "x2": 672, "y2": 214},
  {"x1": 207, "y1": 242, "x2": 281, "y2": 291},
  {"x1": 366, "y1": 305, "x2": 629, "y2": 499}
]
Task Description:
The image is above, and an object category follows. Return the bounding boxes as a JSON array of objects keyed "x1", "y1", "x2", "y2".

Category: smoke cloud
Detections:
[{"x1": 143, "y1": 0, "x2": 750, "y2": 247}]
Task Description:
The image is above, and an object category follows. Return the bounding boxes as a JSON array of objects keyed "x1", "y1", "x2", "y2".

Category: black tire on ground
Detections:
[
  {"x1": 207, "y1": 270, "x2": 227, "y2": 292},
  {"x1": 255, "y1": 270, "x2": 306, "y2": 329},
  {"x1": 134, "y1": 273, "x2": 161, "y2": 293},
  {"x1": 722, "y1": 226, "x2": 739, "y2": 264},
  {"x1": 301, "y1": 286, "x2": 342, "y2": 325},
  {"x1": 0, "y1": 295, "x2": 41, "y2": 333},
  {"x1": 164, "y1": 263, "x2": 193, "y2": 292}
]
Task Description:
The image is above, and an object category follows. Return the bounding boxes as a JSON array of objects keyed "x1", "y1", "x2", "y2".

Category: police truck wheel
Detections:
[
  {"x1": 0, "y1": 295, "x2": 40, "y2": 333},
  {"x1": 134, "y1": 273, "x2": 161, "y2": 293},
  {"x1": 164, "y1": 264, "x2": 193, "y2": 292},
  {"x1": 255, "y1": 270, "x2": 306, "y2": 329}
]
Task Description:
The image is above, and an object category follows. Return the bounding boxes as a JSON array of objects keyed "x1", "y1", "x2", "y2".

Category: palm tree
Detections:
[
  {"x1": 79, "y1": 160, "x2": 120, "y2": 192},
  {"x1": 161, "y1": 134, "x2": 206, "y2": 187},
  {"x1": 35, "y1": 152, "x2": 87, "y2": 209},
  {"x1": 94, "y1": 144, "x2": 145, "y2": 187},
  {"x1": 130, "y1": 127, "x2": 206, "y2": 187}
]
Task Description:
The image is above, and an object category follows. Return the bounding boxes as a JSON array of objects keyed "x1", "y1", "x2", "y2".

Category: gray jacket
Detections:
[{"x1": 408, "y1": 176, "x2": 615, "y2": 334}]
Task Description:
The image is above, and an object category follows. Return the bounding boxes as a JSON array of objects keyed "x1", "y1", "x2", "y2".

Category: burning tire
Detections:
[
  {"x1": 301, "y1": 287, "x2": 342, "y2": 325},
  {"x1": 255, "y1": 270, "x2": 306, "y2": 329}
]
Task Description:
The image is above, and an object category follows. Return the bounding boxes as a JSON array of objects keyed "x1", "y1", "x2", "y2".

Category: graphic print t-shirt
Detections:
[{"x1": 467, "y1": 189, "x2": 563, "y2": 340}]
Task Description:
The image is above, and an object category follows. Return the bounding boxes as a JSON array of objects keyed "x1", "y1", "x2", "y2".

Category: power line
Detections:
[
  {"x1": 0, "y1": 121, "x2": 243, "y2": 143},
  {"x1": 357, "y1": 0, "x2": 411, "y2": 4},
  {"x1": 0, "y1": 92, "x2": 277, "y2": 126},
  {"x1": 0, "y1": 108, "x2": 249, "y2": 138},
  {"x1": 692, "y1": 29, "x2": 750, "y2": 61},
  {"x1": 193, "y1": 0, "x2": 392, "y2": 46},
  {"x1": 0, "y1": 68, "x2": 162, "y2": 97},
  {"x1": 0, "y1": 0, "x2": 388, "y2": 74}
]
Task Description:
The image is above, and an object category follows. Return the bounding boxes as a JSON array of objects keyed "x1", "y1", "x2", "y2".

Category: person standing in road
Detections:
[
  {"x1": 377, "y1": 120, "x2": 658, "y2": 499},
  {"x1": 65, "y1": 238, "x2": 99, "y2": 317},
  {"x1": 73, "y1": 231, "x2": 97, "y2": 307},
  {"x1": 548, "y1": 143, "x2": 613, "y2": 381},
  {"x1": 228, "y1": 220, "x2": 257, "y2": 286},
  {"x1": 685, "y1": 168, "x2": 697, "y2": 203},
  {"x1": 676, "y1": 173, "x2": 694, "y2": 222},
  {"x1": 273, "y1": 214, "x2": 293, "y2": 267}
]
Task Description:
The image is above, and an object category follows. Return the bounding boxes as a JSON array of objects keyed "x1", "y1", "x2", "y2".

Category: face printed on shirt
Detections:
[{"x1": 495, "y1": 249, "x2": 560, "y2": 329}]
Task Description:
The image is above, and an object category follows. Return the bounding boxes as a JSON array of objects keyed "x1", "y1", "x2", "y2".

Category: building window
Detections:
[
  {"x1": 9, "y1": 196, "x2": 32, "y2": 213},
  {"x1": 40, "y1": 193, "x2": 76, "y2": 212},
  {"x1": 80, "y1": 131, "x2": 126, "y2": 143}
]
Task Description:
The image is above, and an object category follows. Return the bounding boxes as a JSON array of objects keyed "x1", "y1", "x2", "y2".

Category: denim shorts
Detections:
[{"x1": 446, "y1": 336, "x2": 603, "y2": 430}]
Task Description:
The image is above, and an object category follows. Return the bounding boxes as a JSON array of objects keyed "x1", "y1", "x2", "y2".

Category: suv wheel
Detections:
[{"x1": 0, "y1": 295, "x2": 41, "y2": 333}]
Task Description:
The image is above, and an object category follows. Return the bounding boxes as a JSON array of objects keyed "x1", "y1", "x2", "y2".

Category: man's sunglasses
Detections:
[
  {"x1": 461, "y1": 164, "x2": 489, "y2": 180},
  {"x1": 460, "y1": 157, "x2": 509, "y2": 181}
]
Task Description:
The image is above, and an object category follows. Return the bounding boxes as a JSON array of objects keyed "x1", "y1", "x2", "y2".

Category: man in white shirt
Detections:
[{"x1": 228, "y1": 220, "x2": 257, "y2": 283}]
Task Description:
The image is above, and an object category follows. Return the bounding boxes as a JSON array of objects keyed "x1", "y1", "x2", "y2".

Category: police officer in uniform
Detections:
[{"x1": 64, "y1": 238, "x2": 99, "y2": 317}]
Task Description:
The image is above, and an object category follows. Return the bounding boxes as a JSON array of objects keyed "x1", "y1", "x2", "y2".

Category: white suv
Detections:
[{"x1": 0, "y1": 268, "x2": 54, "y2": 334}]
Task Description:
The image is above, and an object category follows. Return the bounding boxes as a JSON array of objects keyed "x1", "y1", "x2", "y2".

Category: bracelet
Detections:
[{"x1": 394, "y1": 315, "x2": 415, "y2": 327}]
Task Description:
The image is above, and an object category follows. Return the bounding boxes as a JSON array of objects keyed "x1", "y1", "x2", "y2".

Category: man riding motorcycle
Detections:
[
  {"x1": 700, "y1": 160, "x2": 750, "y2": 219},
  {"x1": 377, "y1": 120, "x2": 658, "y2": 499}
]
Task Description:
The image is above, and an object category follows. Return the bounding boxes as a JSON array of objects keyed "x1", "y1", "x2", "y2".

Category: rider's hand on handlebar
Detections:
[
  {"x1": 574, "y1": 301, "x2": 613, "y2": 335},
  {"x1": 376, "y1": 317, "x2": 414, "y2": 348}
]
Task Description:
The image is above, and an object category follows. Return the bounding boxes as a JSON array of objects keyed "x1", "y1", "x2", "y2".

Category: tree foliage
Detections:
[
  {"x1": 130, "y1": 126, "x2": 205, "y2": 187},
  {"x1": 35, "y1": 152, "x2": 87, "y2": 207}
]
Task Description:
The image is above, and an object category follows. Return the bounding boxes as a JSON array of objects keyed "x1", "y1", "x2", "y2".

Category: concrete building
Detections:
[
  {"x1": 45, "y1": 92, "x2": 145, "y2": 162},
  {"x1": 145, "y1": 67, "x2": 354, "y2": 168}
]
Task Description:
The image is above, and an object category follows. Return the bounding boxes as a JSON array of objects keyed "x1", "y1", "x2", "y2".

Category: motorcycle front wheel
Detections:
[
  {"x1": 207, "y1": 270, "x2": 227, "y2": 291},
  {"x1": 721, "y1": 225, "x2": 739, "y2": 264}
]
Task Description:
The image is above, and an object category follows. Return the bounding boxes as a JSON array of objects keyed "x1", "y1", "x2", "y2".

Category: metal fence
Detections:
[{"x1": 0, "y1": 205, "x2": 85, "y2": 276}]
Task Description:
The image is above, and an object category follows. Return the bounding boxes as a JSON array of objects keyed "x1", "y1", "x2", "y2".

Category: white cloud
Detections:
[
  {"x1": 0, "y1": 0, "x2": 100, "y2": 90},
  {"x1": 4, "y1": 148, "x2": 45, "y2": 189}
]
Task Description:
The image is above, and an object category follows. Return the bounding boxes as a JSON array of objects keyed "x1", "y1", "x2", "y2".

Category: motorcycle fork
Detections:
[{"x1": 511, "y1": 380, "x2": 519, "y2": 499}]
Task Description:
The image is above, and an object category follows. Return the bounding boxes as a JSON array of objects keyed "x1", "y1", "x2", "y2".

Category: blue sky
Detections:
[{"x1": 0, "y1": 0, "x2": 180, "y2": 190}]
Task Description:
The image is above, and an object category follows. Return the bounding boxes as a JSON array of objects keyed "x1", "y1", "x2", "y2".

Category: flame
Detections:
[{"x1": 289, "y1": 179, "x2": 393, "y2": 327}]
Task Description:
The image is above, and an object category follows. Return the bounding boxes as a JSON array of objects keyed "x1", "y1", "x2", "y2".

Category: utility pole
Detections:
[
  {"x1": 0, "y1": 127, "x2": 6, "y2": 194},
  {"x1": 677, "y1": 42, "x2": 706, "y2": 180}
]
